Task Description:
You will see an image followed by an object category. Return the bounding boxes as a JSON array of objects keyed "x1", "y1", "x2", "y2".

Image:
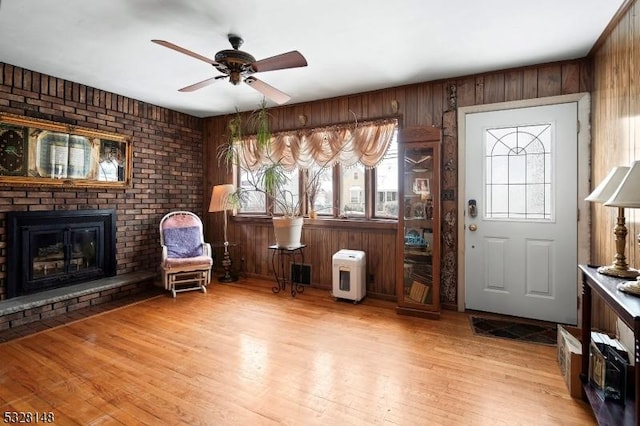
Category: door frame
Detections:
[{"x1": 456, "y1": 93, "x2": 591, "y2": 325}]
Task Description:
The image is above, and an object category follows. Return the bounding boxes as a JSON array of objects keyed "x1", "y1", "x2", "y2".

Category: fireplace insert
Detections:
[{"x1": 6, "y1": 209, "x2": 117, "y2": 298}]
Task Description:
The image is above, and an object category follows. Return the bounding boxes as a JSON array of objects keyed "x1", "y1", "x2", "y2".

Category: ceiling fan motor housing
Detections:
[{"x1": 214, "y1": 49, "x2": 256, "y2": 85}]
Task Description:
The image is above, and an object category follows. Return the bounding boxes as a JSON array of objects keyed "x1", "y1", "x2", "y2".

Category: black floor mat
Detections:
[{"x1": 470, "y1": 316, "x2": 557, "y2": 345}]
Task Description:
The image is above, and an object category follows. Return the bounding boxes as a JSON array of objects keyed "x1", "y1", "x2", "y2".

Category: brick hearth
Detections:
[{"x1": 0, "y1": 271, "x2": 158, "y2": 337}]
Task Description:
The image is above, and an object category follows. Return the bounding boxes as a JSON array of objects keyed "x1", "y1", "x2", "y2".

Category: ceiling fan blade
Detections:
[
  {"x1": 152, "y1": 39, "x2": 218, "y2": 66},
  {"x1": 250, "y1": 51, "x2": 307, "y2": 73},
  {"x1": 244, "y1": 76, "x2": 291, "y2": 105},
  {"x1": 179, "y1": 76, "x2": 226, "y2": 92}
]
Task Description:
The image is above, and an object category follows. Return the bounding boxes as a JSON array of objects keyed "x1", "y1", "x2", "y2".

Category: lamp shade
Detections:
[
  {"x1": 209, "y1": 184, "x2": 235, "y2": 212},
  {"x1": 605, "y1": 161, "x2": 640, "y2": 208},
  {"x1": 585, "y1": 166, "x2": 629, "y2": 203}
]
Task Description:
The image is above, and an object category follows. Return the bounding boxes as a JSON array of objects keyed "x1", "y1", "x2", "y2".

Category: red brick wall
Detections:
[{"x1": 0, "y1": 63, "x2": 204, "y2": 299}]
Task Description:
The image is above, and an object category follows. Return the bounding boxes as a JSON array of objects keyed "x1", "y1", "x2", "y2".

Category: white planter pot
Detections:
[{"x1": 272, "y1": 216, "x2": 304, "y2": 248}]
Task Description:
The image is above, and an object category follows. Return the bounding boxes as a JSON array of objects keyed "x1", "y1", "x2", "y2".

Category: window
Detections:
[
  {"x1": 235, "y1": 119, "x2": 398, "y2": 220},
  {"x1": 350, "y1": 188, "x2": 362, "y2": 204},
  {"x1": 485, "y1": 124, "x2": 552, "y2": 220},
  {"x1": 341, "y1": 164, "x2": 366, "y2": 217},
  {"x1": 238, "y1": 168, "x2": 265, "y2": 213},
  {"x1": 374, "y1": 131, "x2": 398, "y2": 218},
  {"x1": 308, "y1": 164, "x2": 333, "y2": 215},
  {"x1": 274, "y1": 168, "x2": 300, "y2": 215}
]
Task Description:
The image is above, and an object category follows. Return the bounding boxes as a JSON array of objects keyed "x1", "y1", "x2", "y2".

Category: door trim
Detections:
[{"x1": 456, "y1": 93, "x2": 591, "y2": 325}]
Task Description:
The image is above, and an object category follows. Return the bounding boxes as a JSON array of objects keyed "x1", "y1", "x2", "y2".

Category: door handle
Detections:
[{"x1": 468, "y1": 224, "x2": 477, "y2": 232}]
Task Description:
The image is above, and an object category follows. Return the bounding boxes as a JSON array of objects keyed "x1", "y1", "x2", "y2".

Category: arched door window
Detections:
[{"x1": 484, "y1": 124, "x2": 552, "y2": 220}]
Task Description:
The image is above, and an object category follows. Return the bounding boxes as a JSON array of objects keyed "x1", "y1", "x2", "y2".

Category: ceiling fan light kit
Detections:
[{"x1": 152, "y1": 34, "x2": 307, "y2": 105}]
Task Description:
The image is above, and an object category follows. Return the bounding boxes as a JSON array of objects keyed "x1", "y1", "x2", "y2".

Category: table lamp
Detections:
[
  {"x1": 604, "y1": 161, "x2": 640, "y2": 293},
  {"x1": 209, "y1": 184, "x2": 237, "y2": 282},
  {"x1": 585, "y1": 166, "x2": 639, "y2": 278}
]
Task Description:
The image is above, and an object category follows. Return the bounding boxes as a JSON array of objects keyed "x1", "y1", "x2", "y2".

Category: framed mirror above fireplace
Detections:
[{"x1": 0, "y1": 113, "x2": 131, "y2": 188}]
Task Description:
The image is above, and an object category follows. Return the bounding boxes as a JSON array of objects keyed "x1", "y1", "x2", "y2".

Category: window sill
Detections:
[{"x1": 231, "y1": 215, "x2": 397, "y2": 231}]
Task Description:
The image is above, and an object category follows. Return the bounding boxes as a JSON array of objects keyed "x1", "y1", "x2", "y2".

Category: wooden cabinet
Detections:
[{"x1": 396, "y1": 127, "x2": 441, "y2": 319}]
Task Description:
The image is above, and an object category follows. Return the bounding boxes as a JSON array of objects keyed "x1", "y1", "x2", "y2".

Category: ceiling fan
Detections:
[{"x1": 152, "y1": 34, "x2": 307, "y2": 105}]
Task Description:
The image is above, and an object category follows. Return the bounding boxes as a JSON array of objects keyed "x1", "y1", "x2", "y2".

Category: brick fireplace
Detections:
[
  {"x1": 6, "y1": 209, "x2": 117, "y2": 298},
  {"x1": 0, "y1": 62, "x2": 205, "y2": 333}
]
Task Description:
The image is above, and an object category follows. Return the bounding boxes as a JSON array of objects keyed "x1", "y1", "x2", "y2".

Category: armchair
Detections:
[{"x1": 160, "y1": 211, "x2": 213, "y2": 297}]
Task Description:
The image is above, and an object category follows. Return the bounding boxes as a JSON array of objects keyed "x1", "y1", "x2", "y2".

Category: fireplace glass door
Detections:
[
  {"x1": 23, "y1": 224, "x2": 104, "y2": 294},
  {"x1": 29, "y1": 227, "x2": 101, "y2": 282},
  {"x1": 30, "y1": 229, "x2": 65, "y2": 280},
  {"x1": 71, "y1": 228, "x2": 99, "y2": 272}
]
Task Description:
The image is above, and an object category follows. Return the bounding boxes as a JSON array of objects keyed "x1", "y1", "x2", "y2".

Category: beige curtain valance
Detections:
[{"x1": 238, "y1": 118, "x2": 397, "y2": 172}]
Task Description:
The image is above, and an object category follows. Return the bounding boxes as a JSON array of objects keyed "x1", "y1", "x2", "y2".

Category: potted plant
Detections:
[
  {"x1": 218, "y1": 101, "x2": 311, "y2": 247},
  {"x1": 218, "y1": 100, "x2": 363, "y2": 247}
]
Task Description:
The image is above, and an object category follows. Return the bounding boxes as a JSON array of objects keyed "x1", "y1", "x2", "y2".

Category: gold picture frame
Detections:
[{"x1": 0, "y1": 113, "x2": 132, "y2": 188}]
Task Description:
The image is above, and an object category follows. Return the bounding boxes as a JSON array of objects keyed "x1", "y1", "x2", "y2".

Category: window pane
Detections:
[
  {"x1": 491, "y1": 184, "x2": 509, "y2": 218},
  {"x1": 239, "y1": 168, "x2": 266, "y2": 213},
  {"x1": 509, "y1": 156, "x2": 526, "y2": 184},
  {"x1": 341, "y1": 164, "x2": 365, "y2": 217},
  {"x1": 375, "y1": 131, "x2": 398, "y2": 218},
  {"x1": 526, "y1": 183, "x2": 546, "y2": 219},
  {"x1": 509, "y1": 184, "x2": 526, "y2": 217},
  {"x1": 308, "y1": 165, "x2": 334, "y2": 216},
  {"x1": 274, "y1": 168, "x2": 300, "y2": 215}
]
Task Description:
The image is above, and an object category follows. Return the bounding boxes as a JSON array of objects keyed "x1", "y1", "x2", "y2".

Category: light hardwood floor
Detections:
[{"x1": 0, "y1": 279, "x2": 594, "y2": 425}]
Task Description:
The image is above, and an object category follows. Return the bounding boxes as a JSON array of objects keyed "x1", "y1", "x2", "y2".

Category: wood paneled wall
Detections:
[
  {"x1": 590, "y1": 0, "x2": 640, "y2": 331},
  {"x1": 224, "y1": 219, "x2": 397, "y2": 299},
  {"x1": 203, "y1": 58, "x2": 590, "y2": 305}
]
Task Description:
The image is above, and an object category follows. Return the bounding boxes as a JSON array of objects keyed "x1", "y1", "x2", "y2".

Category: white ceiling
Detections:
[{"x1": 0, "y1": 0, "x2": 625, "y2": 118}]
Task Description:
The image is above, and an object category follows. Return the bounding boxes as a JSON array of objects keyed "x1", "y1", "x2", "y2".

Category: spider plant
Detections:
[{"x1": 217, "y1": 100, "x2": 302, "y2": 217}]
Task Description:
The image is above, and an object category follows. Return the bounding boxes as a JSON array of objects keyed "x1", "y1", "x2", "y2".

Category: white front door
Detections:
[{"x1": 463, "y1": 102, "x2": 578, "y2": 324}]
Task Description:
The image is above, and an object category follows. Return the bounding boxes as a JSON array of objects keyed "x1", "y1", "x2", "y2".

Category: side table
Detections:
[
  {"x1": 269, "y1": 244, "x2": 306, "y2": 297},
  {"x1": 579, "y1": 264, "x2": 639, "y2": 426}
]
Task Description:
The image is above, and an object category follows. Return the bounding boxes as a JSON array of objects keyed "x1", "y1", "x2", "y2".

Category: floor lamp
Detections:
[
  {"x1": 585, "y1": 165, "x2": 639, "y2": 278},
  {"x1": 209, "y1": 184, "x2": 238, "y2": 282},
  {"x1": 604, "y1": 161, "x2": 640, "y2": 293}
]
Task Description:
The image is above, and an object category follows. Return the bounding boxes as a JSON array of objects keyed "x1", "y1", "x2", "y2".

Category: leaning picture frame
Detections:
[
  {"x1": 0, "y1": 113, "x2": 132, "y2": 188},
  {"x1": 413, "y1": 177, "x2": 430, "y2": 196}
]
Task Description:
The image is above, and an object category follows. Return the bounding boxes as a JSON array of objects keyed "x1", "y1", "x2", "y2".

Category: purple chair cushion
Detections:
[{"x1": 164, "y1": 226, "x2": 203, "y2": 258}]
